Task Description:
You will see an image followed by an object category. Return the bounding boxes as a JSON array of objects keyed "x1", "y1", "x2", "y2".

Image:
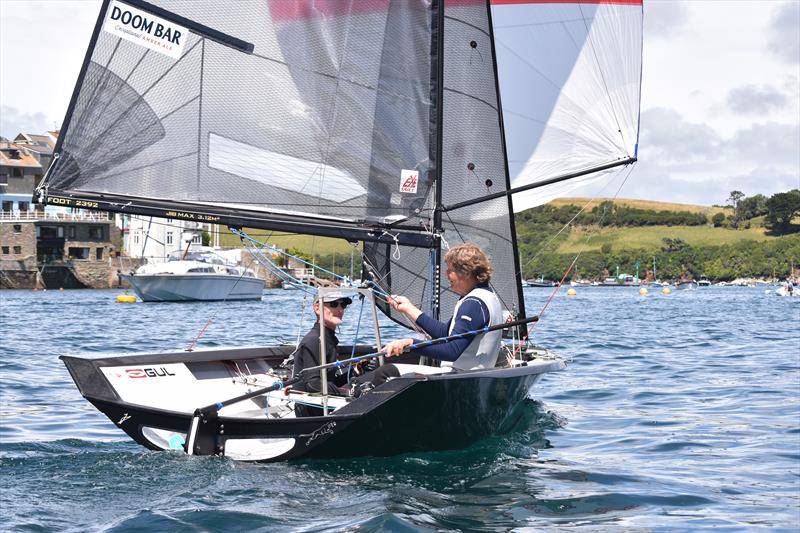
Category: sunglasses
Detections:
[{"x1": 324, "y1": 301, "x2": 349, "y2": 309}]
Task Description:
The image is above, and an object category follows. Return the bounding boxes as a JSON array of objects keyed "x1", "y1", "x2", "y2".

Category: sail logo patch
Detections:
[
  {"x1": 399, "y1": 169, "x2": 419, "y2": 193},
  {"x1": 103, "y1": 0, "x2": 187, "y2": 59}
]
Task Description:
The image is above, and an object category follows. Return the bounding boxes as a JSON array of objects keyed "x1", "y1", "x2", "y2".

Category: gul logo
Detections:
[
  {"x1": 399, "y1": 169, "x2": 419, "y2": 194},
  {"x1": 103, "y1": 1, "x2": 187, "y2": 59},
  {"x1": 125, "y1": 367, "x2": 177, "y2": 378}
]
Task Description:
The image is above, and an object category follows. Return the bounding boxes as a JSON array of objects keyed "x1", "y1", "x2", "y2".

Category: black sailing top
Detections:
[{"x1": 292, "y1": 323, "x2": 343, "y2": 395}]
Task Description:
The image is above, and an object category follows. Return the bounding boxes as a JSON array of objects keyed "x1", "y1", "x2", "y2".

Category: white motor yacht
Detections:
[{"x1": 123, "y1": 254, "x2": 265, "y2": 302}]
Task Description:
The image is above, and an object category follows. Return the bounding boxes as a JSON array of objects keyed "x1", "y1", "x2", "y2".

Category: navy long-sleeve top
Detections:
[{"x1": 412, "y1": 284, "x2": 493, "y2": 362}]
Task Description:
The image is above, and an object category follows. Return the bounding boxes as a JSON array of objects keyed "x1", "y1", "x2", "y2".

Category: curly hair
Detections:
[{"x1": 445, "y1": 243, "x2": 493, "y2": 283}]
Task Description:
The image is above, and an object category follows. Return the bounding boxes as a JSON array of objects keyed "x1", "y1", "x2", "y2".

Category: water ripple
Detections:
[{"x1": 1, "y1": 287, "x2": 799, "y2": 531}]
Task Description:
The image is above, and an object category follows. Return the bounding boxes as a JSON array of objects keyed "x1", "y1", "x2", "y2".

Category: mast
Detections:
[
  {"x1": 485, "y1": 0, "x2": 527, "y2": 329},
  {"x1": 430, "y1": 0, "x2": 446, "y2": 320}
]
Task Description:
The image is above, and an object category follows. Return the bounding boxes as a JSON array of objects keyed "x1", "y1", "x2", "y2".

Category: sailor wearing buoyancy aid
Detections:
[{"x1": 381, "y1": 243, "x2": 503, "y2": 371}]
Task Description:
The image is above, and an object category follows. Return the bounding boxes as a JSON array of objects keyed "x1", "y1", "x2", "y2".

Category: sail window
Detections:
[{"x1": 208, "y1": 134, "x2": 367, "y2": 204}]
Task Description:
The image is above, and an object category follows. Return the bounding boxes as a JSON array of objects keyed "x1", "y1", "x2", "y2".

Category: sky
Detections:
[{"x1": 0, "y1": 0, "x2": 798, "y2": 207}]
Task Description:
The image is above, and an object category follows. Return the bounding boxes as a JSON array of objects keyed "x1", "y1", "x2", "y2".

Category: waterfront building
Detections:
[{"x1": 0, "y1": 133, "x2": 121, "y2": 289}]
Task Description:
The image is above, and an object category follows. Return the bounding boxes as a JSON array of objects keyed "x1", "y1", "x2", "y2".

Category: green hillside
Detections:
[
  {"x1": 516, "y1": 196, "x2": 799, "y2": 281},
  {"x1": 218, "y1": 228, "x2": 357, "y2": 256},
  {"x1": 557, "y1": 223, "x2": 776, "y2": 254}
]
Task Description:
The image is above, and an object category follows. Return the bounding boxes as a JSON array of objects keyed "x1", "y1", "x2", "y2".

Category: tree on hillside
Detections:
[
  {"x1": 738, "y1": 194, "x2": 768, "y2": 220},
  {"x1": 662, "y1": 238, "x2": 688, "y2": 252},
  {"x1": 766, "y1": 189, "x2": 800, "y2": 234},
  {"x1": 727, "y1": 190, "x2": 745, "y2": 227},
  {"x1": 712, "y1": 213, "x2": 725, "y2": 227}
]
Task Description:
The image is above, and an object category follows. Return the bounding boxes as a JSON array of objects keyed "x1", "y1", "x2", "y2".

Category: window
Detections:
[
  {"x1": 19, "y1": 201, "x2": 29, "y2": 211},
  {"x1": 67, "y1": 226, "x2": 76, "y2": 239},
  {"x1": 10, "y1": 167, "x2": 23, "y2": 178},
  {"x1": 166, "y1": 231, "x2": 173, "y2": 245},
  {"x1": 13, "y1": 246, "x2": 22, "y2": 254},
  {"x1": 1, "y1": 246, "x2": 8, "y2": 254},
  {"x1": 133, "y1": 232, "x2": 140, "y2": 245},
  {"x1": 88, "y1": 226, "x2": 104, "y2": 240},
  {"x1": 0, "y1": 174, "x2": 7, "y2": 185},
  {"x1": 68, "y1": 247, "x2": 90, "y2": 260},
  {"x1": 2, "y1": 201, "x2": 12, "y2": 211},
  {"x1": 96, "y1": 248, "x2": 103, "y2": 260},
  {"x1": 39, "y1": 226, "x2": 59, "y2": 238},
  {"x1": 192, "y1": 233, "x2": 201, "y2": 244},
  {"x1": 13, "y1": 224, "x2": 21, "y2": 233}
]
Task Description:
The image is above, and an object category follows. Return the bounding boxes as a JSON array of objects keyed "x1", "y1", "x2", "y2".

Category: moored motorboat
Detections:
[
  {"x1": 525, "y1": 277, "x2": 555, "y2": 288},
  {"x1": 123, "y1": 258, "x2": 264, "y2": 302}
]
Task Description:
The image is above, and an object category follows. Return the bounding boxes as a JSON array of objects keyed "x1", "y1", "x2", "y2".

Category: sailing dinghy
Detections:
[{"x1": 37, "y1": 0, "x2": 642, "y2": 461}]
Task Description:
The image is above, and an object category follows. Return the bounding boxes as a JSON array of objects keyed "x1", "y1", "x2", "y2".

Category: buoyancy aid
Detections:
[{"x1": 442, "y1": 287, "x2": 503, "y2": 370}]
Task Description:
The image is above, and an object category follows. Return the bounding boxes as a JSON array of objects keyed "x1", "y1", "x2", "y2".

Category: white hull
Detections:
[
  {"x1": 123, "y1": 274, "x2": 264, "y2": 302},
  {"x1": 775, "y1": 286, "x2": 799, "y2": 297}
]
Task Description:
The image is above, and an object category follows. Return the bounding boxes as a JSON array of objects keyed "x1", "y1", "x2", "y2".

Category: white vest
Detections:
[{"x1": 442, "y1": 287, "x2": 503, "y2": 371}]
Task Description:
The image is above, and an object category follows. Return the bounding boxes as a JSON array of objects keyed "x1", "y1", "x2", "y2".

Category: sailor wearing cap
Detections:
[{"x1": 291, "y1": 291, "x2": 353, "y2": 417}]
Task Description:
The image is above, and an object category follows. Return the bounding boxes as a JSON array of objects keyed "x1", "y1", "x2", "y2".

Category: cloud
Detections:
[
  {"x1": 727, "y1": 122, "x2": 800, "y2": 167},
  {"x1": 767, "y1": 2, "x2": 800, "y2": 64},
  {"x1": 0, "y1": 105, "x2": 52, "y2": 140},
  {"x1": 639, "y1": 107, "x2": 721, "y2": 163},
  {"x1": 727, "y1": 85, "x2": 788, "y2": 114},
  {"x1": 577, "y1": 107, "x2": 800, "y2": 206},
  {"x1": 644, "y1": 1, "x2": 690, "y2": 39}
]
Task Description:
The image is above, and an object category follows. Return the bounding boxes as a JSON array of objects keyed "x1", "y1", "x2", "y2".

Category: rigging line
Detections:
[
  {"x1": 359, "y1": 254, "x2": 428, "y2": 335},
  {"x1": 239, "y1": 235, "x2": 314, "y2": 292},
  {"x1": 495, "y1": 16, "x2": 592, "y2": 30},
  {"x1": 495, "y1": 37, "x2": 563, "y2": 94},
  {"x1": 346, "y1": 297, "x2": 367, "y2": 385},
  {"x1": 508, "y1": 164, "x2": 631, "y2": 291},
  {"x1": 185, "y1": 239, "x2": 264, "y2": 353},
  {"x1": 520, "y1": 164, "x2": 636, "y2": 350},
  {"x1": 577, "y1": 3, "x2": 629, "y2": 152},
  {"x1": 234, "y1": 228, "x2": 350, "y2": 284}
]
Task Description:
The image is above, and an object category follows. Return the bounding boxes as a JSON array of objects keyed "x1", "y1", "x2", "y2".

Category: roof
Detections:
[
  {"x1": 0, "y1": 145, "x2": 43, "y2": 169},
  {"x1": 13, "y1": 133, "x2": 54, "y2": 150}
]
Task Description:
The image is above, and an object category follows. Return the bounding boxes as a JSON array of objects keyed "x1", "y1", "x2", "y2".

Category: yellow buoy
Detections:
[
  {"x1": 566, "y1": 288, "x2": 577, "y2": 296},
  {"x1": 639, "y1": 287, "x2": 648, "y2": 295},
  {"x1": 662, "y1": 287, "x2": 671, "y2": 295},
  {"x1": 116, "y1": 294, "x2": 137, "y2": 303}
]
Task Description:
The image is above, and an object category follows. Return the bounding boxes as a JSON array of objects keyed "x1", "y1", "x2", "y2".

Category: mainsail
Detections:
[{"x1": 37, "y1": 0, "x2": 642, "y2": 327}]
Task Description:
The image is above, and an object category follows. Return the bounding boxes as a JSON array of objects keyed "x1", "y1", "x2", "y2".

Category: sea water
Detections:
[{"x1": 1, "y1": 286, "x2": 798, "y2": 531}]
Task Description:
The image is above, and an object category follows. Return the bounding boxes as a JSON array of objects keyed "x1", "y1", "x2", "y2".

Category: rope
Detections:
[
  {"x1": 510, "y1": 165, "x2": 636, "y2": 359},
  {"x1": 233, "y1": 227, "x2": 357, "y2": 290}
]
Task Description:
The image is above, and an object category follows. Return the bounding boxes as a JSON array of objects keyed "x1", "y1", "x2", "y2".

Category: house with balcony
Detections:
[{"x1": 0, "y1": 134, "x2": 121, "y2": 289}]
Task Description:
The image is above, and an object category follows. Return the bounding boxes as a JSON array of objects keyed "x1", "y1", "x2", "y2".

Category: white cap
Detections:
[{"x1": 320, "y1": 291, "x2": 354, "y2": 304}]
